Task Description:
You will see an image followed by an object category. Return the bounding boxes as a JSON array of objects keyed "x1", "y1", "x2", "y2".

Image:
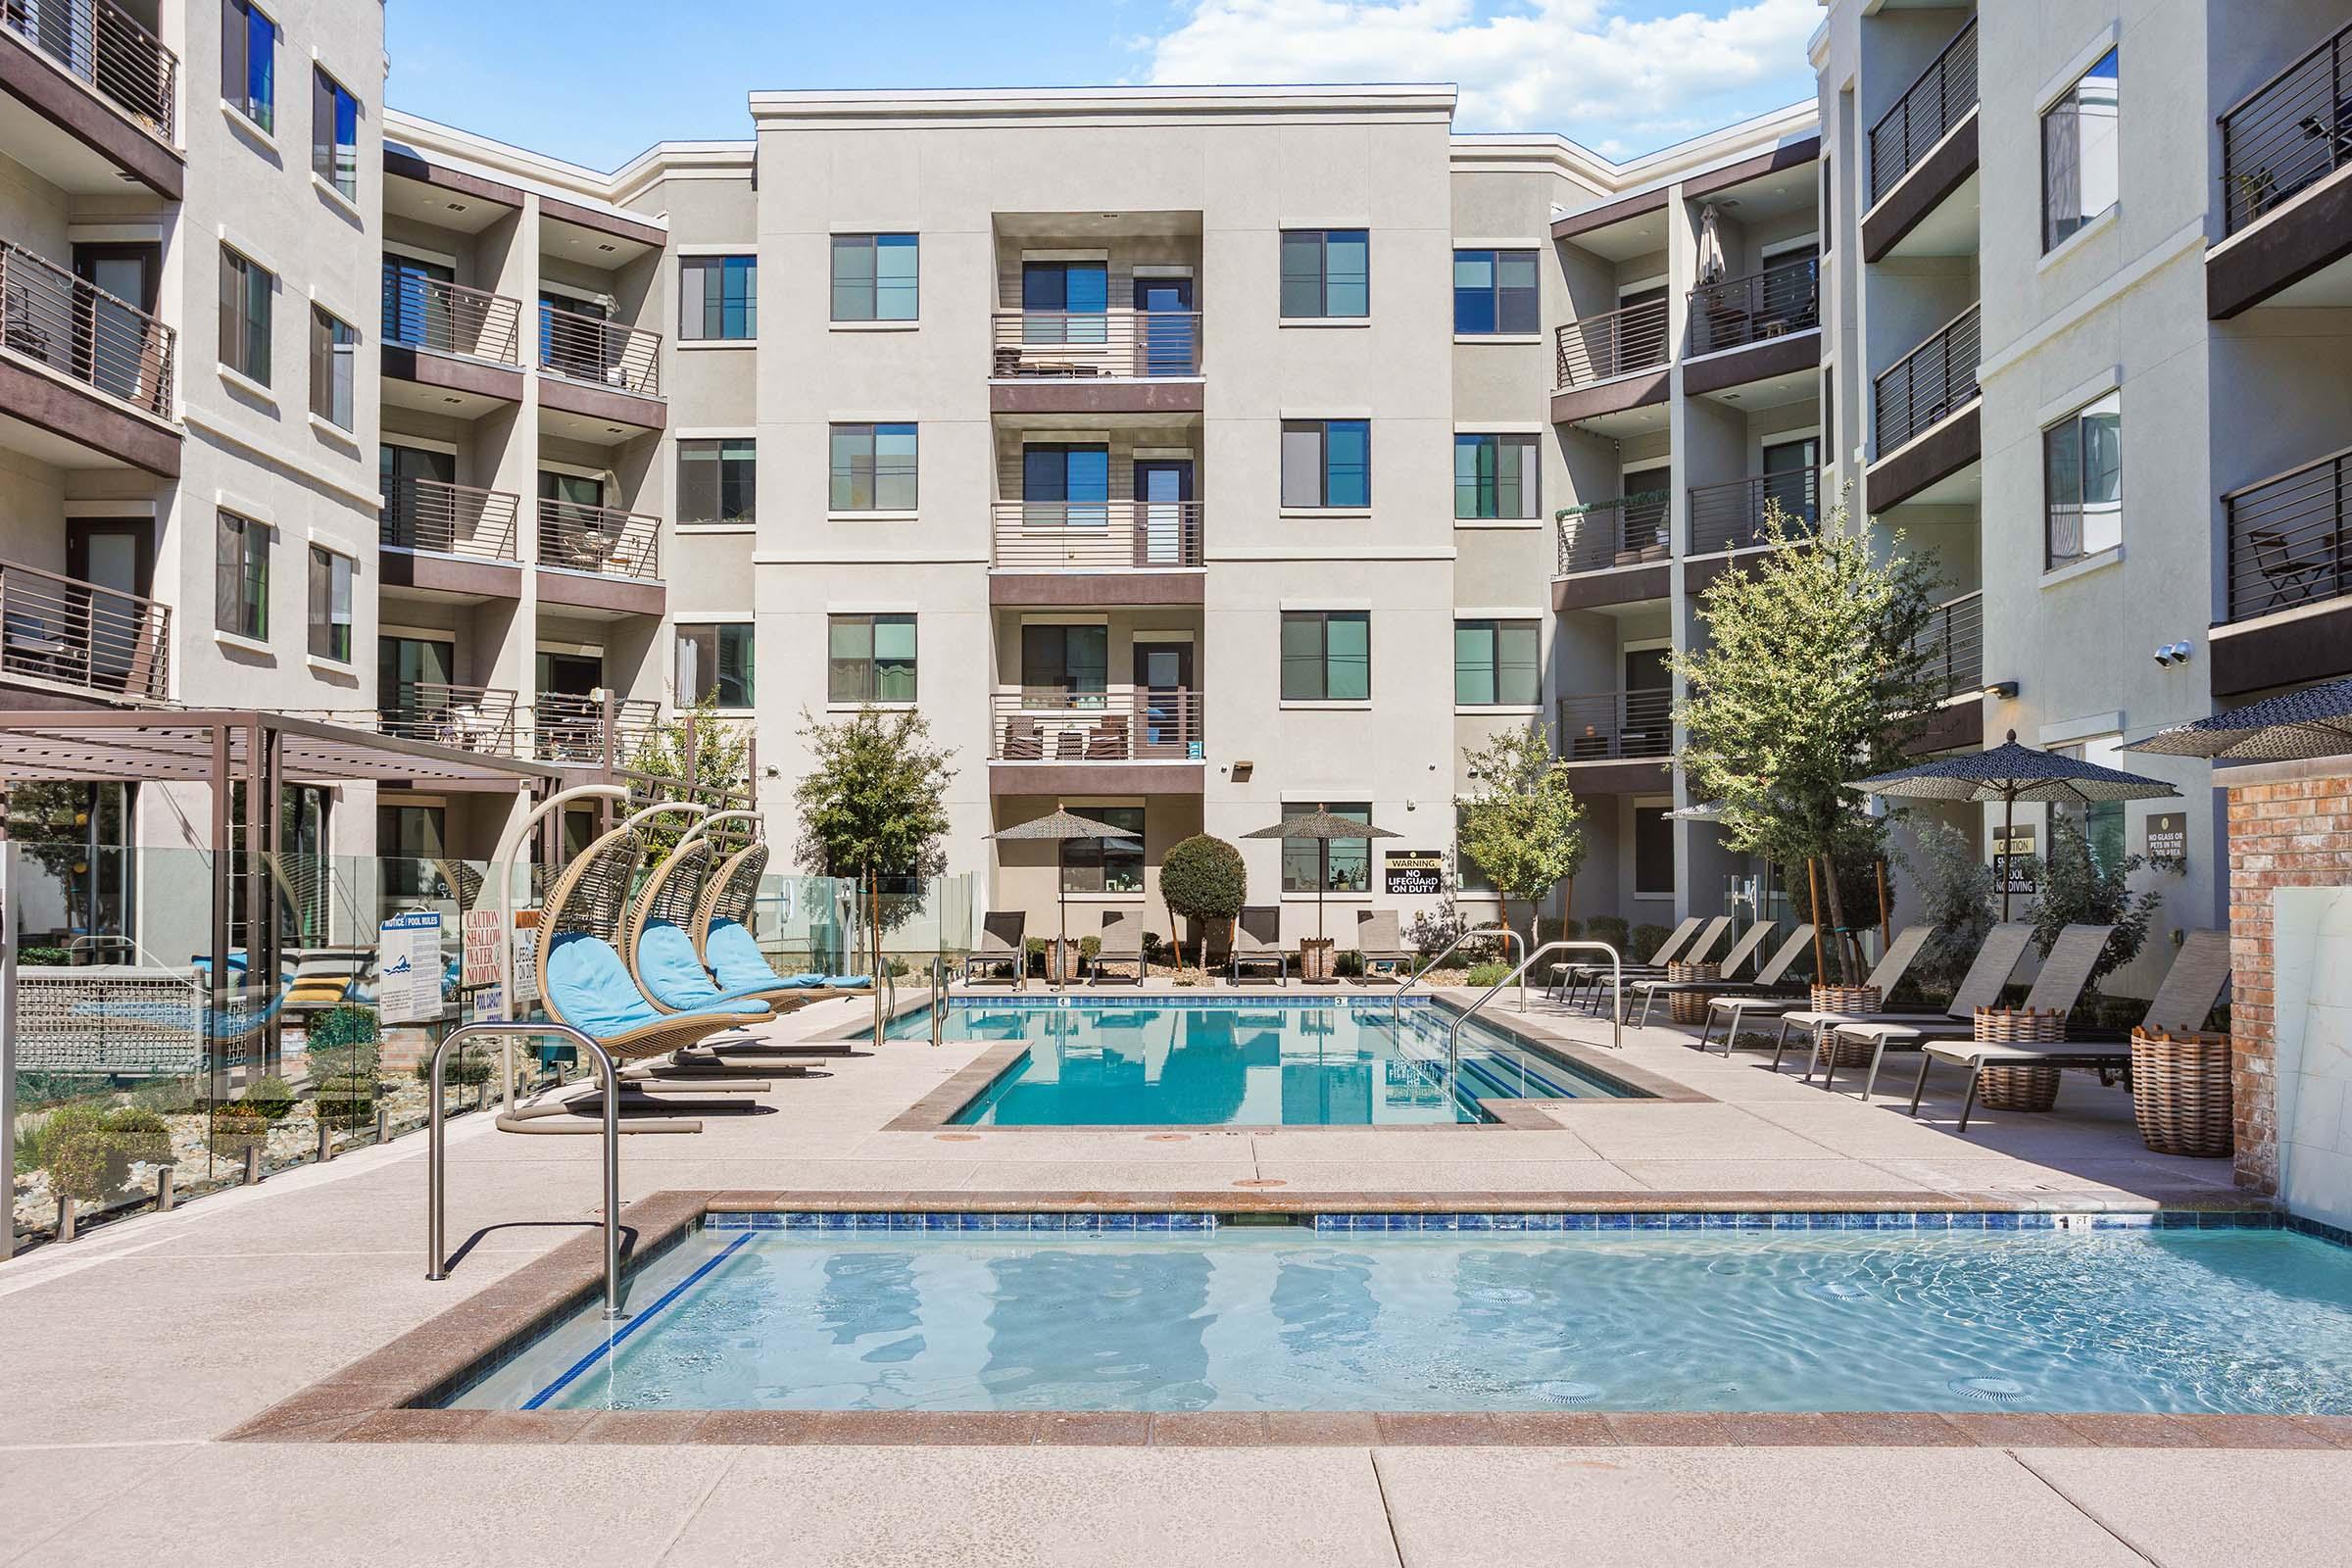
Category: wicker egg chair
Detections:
[
  {"x1": 690, "y1": 840, "x2": 870, "y2": 1003},
  {"x1": 625, "y1": 836, "x2": 842, "y2": 1014}
]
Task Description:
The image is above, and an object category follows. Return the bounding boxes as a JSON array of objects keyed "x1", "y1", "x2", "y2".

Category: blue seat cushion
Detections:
[
  {"x1": 640, "y1": 921, "x2": 797, "y2": 1009},
  {"x1": 705, "y1": 919, "x2": 871, "y2": 992},
  {"x1": 546, "y1": 931, "x2": 764, "y2": 1039}
]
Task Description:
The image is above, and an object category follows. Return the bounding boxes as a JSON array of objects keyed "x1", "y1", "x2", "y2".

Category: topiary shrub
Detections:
[
  {"x1": 1586, "y1": 915, "x2": 1631, "y2": 955},
  {"x1": 1632, "y1": 923, "x2": 1671, "y2": 960},
  {"x1": 209, "y1": 1103, "x2": 270, "y2": 1158},
  {"x1": 1159, "y1": 835, "x2": 1247, "y2": 968},
  {"x1": 308, "y1": 1006, "x2": 382, "y2": 1130}
]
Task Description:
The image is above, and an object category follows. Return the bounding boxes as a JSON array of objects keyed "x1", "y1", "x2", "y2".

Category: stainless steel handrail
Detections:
[
  {"x1": 1394, "y1": 925, "x2": 1527, "y2": 1028},
  {"x1": 1446, "y1": 940, "x2": 1623, "y2": 1069},
  {"x1": 427, "y1": 1021, "x2": 624, "y2": 1320},
  {"x1": 929, "y1": 955, "x2": 947, "y2": 1048}
]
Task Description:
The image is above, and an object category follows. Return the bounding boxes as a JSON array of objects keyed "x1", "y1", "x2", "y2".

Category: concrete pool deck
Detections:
[{"x1": 2, "y1": 984, "x2": 2344, "y2": 1566}]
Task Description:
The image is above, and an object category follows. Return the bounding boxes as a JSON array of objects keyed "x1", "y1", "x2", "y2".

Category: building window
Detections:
[
  {"x1": 309, "y1": 306, "x2": 355, "y2": 428},
  {"x1": 221, "y1": 0, "x2": 275, "y2": 132},
  {"x1": 312, "y1": 67, "x2": 358, "y2": 197},
  {"x1": 219, "y1": 246, "x2": 272, "y2": 384},
  {"x1": 1281, "y1": 419, "x2": 1370, "y2": 509},
  {"x1": 2043, "y1": 390, "x2": 2121, "y2": 567},
  {"x1": 675, "y1": 622, "x2": 755, "y2": 709},
  {"x1": 678, "y1": 439, "x2": 755, "y2": 525},
  {"x1": 1020, "y1": 260, "x2": 1107, "y2": 343},
  {"x1": 1279, "y1": 229, "x2": 1368, "y2": 318},
  {"x1": 1453, "y1": 432, "x2": 1539, "y2": 519},
  {"x1": 827, "y1": 613, "x2": 916, "y2": 704},
  {"x1": 306, "y1": 545, "x2": 353, "y2": 662},
  {"x1": 216, "y1": 511, "x2": 269, "y2": 640},
  {"x1": 831, "y1": 234, "x2": 917, "y2": 321},
  {"x1": 1453, "y1": 249, "x2": 1539, "y2": 334},
  {"x1": 1633, "y1": 804, "x2": 1674, "y2": 897},
  {"x1": 1063, "y1": 805, "x2": 1145, "y2": 895},
  {"x1": 828, "y1": 423, "x2": 917, "y2": 512},
  {"x1": 1283, "y1": 801, "x2": 1370, "y2": 894},
  {"x1": 1020, "y1": 443, "x2": 1110, "y2": 526},
  {"x1": 1281, "y1": 611, "x2": 1370, "y2": 702},
  {"x1": 2042, "y1": 48, "x2": 2119, "y2": 252},
  {"x1": 1020, "y1": 623, "x2": 1108, "y2": 705},
  {"x1": 377, "y1": 803, "x2": 446, "y2": 900},
  {"x1": 1453, "y1": 619, "x2": 1541, "y2": 707},
  {"x1": 680, "y1": 255, "x2": 756, "y2": 340}
]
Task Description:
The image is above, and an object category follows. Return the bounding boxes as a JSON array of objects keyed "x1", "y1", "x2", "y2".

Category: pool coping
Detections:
[{"x1": 222, "y1": 1189, "x2": 2352, "y2": 1451}]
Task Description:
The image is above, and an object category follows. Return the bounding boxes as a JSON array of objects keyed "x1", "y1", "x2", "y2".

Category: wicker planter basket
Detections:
[
  {"x1": 1975, "y1": 1007, "x2": 2066, "y2": 1112},
  {"x1": 1666, "y1": 961, "x2": 1719, "y2": 1025},
  {"x1": 1298, "y1": 938, "x2": 1336, "y2": 983},
  {"x1": 2131, "y1": 1028, "x2": 2232, "y2": 1157},
  {"x1": 1810, "y1": 984, "x2": 1882, "y2": 1066}
]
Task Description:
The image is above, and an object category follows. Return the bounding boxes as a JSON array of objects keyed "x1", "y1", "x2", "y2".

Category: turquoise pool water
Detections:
[
  {"x1": 448, "y1": 1220, "x2": 2352, "y2": 1414},
  {"x1": 883, "y1": 999, "x2": 1634, "y2": 1125}
]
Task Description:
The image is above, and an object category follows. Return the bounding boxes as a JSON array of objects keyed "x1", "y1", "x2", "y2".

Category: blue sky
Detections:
[{"x1": 384, "y1": 0, "x2": 1820, "y2": 172}]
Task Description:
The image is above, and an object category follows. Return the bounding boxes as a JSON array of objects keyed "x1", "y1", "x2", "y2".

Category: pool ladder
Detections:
[
  {"x1": 1391, "y1": 925, "x2": 1527, "y2": 1033},
  {"x1": 1445, "y1": 940, "x2": 1624, "y2": 1071}
]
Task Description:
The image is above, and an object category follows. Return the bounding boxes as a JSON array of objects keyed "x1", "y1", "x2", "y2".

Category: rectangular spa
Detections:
[
  {"x1": 884, "y1": 998, "x2": 1636, "y2": 1125},
  {"x1": 445, "y1": 1216, "x2": 2352, "y2": 1416}
]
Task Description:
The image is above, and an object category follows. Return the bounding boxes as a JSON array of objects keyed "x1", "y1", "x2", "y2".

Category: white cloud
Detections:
[{"x1": 1140, "y1": 0, "x2": 1818, "y2": 156}]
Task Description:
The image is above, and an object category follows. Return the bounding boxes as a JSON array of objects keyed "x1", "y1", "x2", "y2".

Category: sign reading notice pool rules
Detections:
[
  {"x1": 1386, "y1": 850, "x2": 1446, "y2": 897},
  {"x1": 379, "y1": 910, "x2": 443, "y2": 1025}
]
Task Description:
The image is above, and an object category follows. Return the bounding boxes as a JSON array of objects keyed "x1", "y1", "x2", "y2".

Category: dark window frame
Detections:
[
  {"x1": 1280, "y1": 610, "x2": 1371, "y2": 703},
  {"x1": 827, "y1": 612, "x2": 917, "y2": 705},
  {"x1": 308, "y1": 304, "x2": 356, "y2": 428},
  {"x1": 1279, "y1": 228, "x2": 1369, "y2": 318},
  {"x1": 311, "y1": 65, "x2": 359, "y2": 198},
  {"x1": 1452, "y1": 618, "x2": 1542, "y2": 708},
  {"x1": 306, "y1": 543, "x2": 353, "y2": 662},
  {"x1": 219, "y1": 244, "x2": 272, "y2": 384},
  {"x1": 828, "y1": 422, "x2": 918, "y2": 512},
  {"x1": 221, "y1": 0, "x2": 276, "y2": 133},
  {"x1": 680, "y1": 254, "x2": 757, "y2": 341},
  {"x1": 1452, "y1": 431, "x2": 1539, "y2": 519},
  {"x1": 677, "y1": 438, "x2": 756, "y2": 525},
  {"x1": 216, "y1": 510, "x2": 270, "y2": 641},
  {"x1": 1062, "y1": 804, "x2": 1147, "y2": 894},
  {"x1": 1452, "y1": 248, "x2": 1540, "y2": 335},
  {"x1": 674, "y1": 621, "x2": 756, "y2": 710},
  {"x1": 1281, "y1": 800, "x2": 1372, "y2": 894},
  {"x1": 830, "y1": 233, "x2": 918, "y2": 322},
  {"x1": 1281, "y1": 419, "x2": 1371, "y2": 509},
  {"x1": 2040, "y1": 47, "x2": 2120, "y2": 254}
]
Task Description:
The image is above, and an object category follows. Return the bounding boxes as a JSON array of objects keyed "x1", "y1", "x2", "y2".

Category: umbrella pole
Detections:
[{"x1": 2000, "y1": 792, "x2": 2017, "y2": 922}]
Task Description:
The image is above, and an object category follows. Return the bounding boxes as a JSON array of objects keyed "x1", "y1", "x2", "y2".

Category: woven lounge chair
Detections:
[
  {"x1": 628, "y1": 837, "x2": 846, "y2": 1014},
  {"x1": 1230, "y1": 905, "x2": 1286, "y2": 985},
  {"x1": 686, "y1": 839, "x2": 873, "y2": 1002},
  {"x1": 1638, "y1": 923, "x2": 1816, "y2": 1030},
  {"x1": 1547, "y1": 915, "x2": 1700, "y2": 1002},
  {"x1": 1353, "y1": 909, "x2": 1412, "y2": 984},
  {"x1": 962, "y1": 910, "x2": 1028, "y2": 988},
  {"x1": 1087, "y1": 909, "x2": 1147, "y2": 986},
  {"x1": 1768, "y1": 921, "x2": 2034, "y2": 1077},
  {"x1": 1571, "y1": 915, "x2": 1733, "y2": 1014},
  {"x1": 1697, "y1": 922, "x2": 1926, "y2": 1056}
]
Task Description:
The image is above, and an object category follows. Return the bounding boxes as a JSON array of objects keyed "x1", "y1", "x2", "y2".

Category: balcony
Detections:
[
  {"x1": 1552, "y1": 491, "x2": 1669, "y2": 610},
  {"x1": 988, "y1": 500, "x2": 1203, "y2": 605},
  {"x1": 2215, "y1": 448, "x2": 2352, "y2": 692},
  {"x1": 1916, "y1": 590, "x2": 1984, "y2": 700},
  {"x1": 1863, "y1": 18, "x2": 1980, "y2": 261},
  {"x1": 0, "y1": 556, "x2": 169, "y2": 704},
  {"x1": 532, "y1": 692, "x2": 662, "y2": 767},
  {"x1": 1867, "y1": 303, "x2": 1981, "y2": 512},
  {"x1": 377, "y1": 683, "x2": 521, "y2": 756},
  {"x1": 537, "y1": 304, "x2": 662, "y2": 432},
  {"x1": 378, "y1": 478, "x2": 522, "y2": 600},
  {"x1": 988, "y1": 688, "x2": 1206, "y2": 794},
  {"x1": 0, "y1": 0, "x2": 180, "y2": 198},
  {"x1": 380, "y1": 267, "x2": 523, "y2": 415},
  {"x1": 2211, "y1": 17, "x2": 2352, "y2": 316},
  {"x1": 988, "y1": 310, "x2": 1203, "y2": 416},
  {"x1": 1556, "y1": 689, "x2": 1673, "y2": 790},
  {"x1": 1686, "y1": 256, "x2": 1821, "y2": 394},
  {"x1": 0, "y1": 237, "x2": 177, "y2": 475},
  {"x1": 1688, "y1": 471, "x2": 1819, "y2": 556},
  {"x1": 535, "y1": 498, "x2": 662, "y2": 616},
  {"x1": 1550, "y1": 295, "x2": 1669, "y2": 429}
]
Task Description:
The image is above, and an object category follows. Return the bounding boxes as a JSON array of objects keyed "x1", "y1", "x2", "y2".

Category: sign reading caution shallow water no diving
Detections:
[{"x1": 1386, "y1": 850, "x2": 1446, "y2": 897}]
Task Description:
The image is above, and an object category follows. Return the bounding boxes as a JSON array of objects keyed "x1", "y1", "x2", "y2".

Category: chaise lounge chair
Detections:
[
  {"x1": 961, "y1": 910, "x2": 1028, "y2": 988},
  {"x1": 1624, "y1": 919, "x2": 1778, "y2": 1024},
  {"x1": 1696, "y1": 922, "x2": 1926, "y2": 1056},
  {"x1": 1768, "y1": 921, "x2": 2034, "y2": 1078},
  {"x1": 1569, "y1": 915, "x2": 1734, "y2": 1014},
  {"x1": 1086, "y1": 909, "x2": 1147, "y2": 986},
  {"x1": 1230, "y1": 905, "x2": 1287, "y2": 986},
  {"x1": 1548, "y1": 915, "x2": 1701, "y2": 1003},
  {"x1": 1637, "y1": 922, "x2": 1816, "y2": 1030},
  {"x1": 1353, "y1": 909, "x2": 1413, "y2": 984},
  {"x1": 1826, "y1": 922, "x2": 2114, "y2": 1098}
]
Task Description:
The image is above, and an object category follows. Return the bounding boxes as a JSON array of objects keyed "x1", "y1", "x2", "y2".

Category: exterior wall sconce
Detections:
[{"x1": 1984, "y1": 680, "x2": 2020, "y2": 699}]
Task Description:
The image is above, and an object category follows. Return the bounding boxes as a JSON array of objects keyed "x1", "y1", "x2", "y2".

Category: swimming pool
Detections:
[
  {"x1": 446, "y1": 1217, "x2": 2352, "y2": 1415},
  {"x1": 884, "y1": 998, "x2": 1635, "y2": 1125}
]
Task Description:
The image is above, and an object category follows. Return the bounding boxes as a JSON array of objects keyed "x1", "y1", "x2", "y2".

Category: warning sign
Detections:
[{"x1": 462, "y1": 907, "x2": 505, "y2": 988}]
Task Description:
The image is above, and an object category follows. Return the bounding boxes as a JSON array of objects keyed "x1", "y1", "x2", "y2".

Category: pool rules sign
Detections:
[{"x1": 1386, "y1": 849, "x2": 1446, "y2": 896}]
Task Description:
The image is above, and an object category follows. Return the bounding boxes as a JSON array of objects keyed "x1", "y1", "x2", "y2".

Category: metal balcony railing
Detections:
[
  {"x1": 990, "y1": 688, "x2": 1204, "y2": 762},
  {"x1": 2220, "y1": 17, "x2": 2352, "y2": 234},
  {"x1": 2225, "y1": 447, "x2": 2352, "y2": 623},
  {"x1": 990, "y1": 500, "x2": 1203, "y2": 570},
  {"x1": 989, "y1": 309, "x2": 1202, "y2": 378},
  {"x1": 539, "y1": 303, "x2": 661, "y2": 397},
  {"x1": 0, "y1": 555, "x2": 170, "y2": 702},
  {"x1": 2, "y1": 0, "x2": 177, "y2": 142},
  {"x1": 378, "y1": 683, "x2": 521, "y2": 755},
  {"x1": 1555, "y1": 490, "x2": 1672, "y2": 576},
  {"x1": 537, "y1": 498, "x2": 660, "y2": 580},
  {"x1": 1873, "y1": 303, "x2": 1981, "y2": 455},
  {"x1": 1688, "y1": 471, "x2": 1820, "y2": 555},
  {"x1": 1868, "y1": 17, "x2": 1979, "y2": 205},
  {"x1": 379, "y1": 477, "x2": 519, "y2": 563},
  {"x1": 380, "y1": 267, "x2": 520, "y2": 366},
  {"x1": 1914, "y1": 590, "x2": 1984, "y2": 700},
  {"x1": 0, "y1": 238, "x2": 172, "y2": 416},
  {"x1": 1553, "y1": 295, "x2": 1669, "y2": 390},
  {"x1": 1690, "y1": 255, "x2": 1820, "y2": 356},
  {"x1": 531, "y1": 692, "x2": 662, "y2": 766},
  {"x1": 1557, "y1": 689, "x2": 1674, "y2": 761}
]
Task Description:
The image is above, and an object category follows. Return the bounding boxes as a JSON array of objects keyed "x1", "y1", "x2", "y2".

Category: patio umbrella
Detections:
[
  {"x1": 1695, "y1": 202, "x2": 1729, "y2": 284},
  {"x1": 2123, "y1": 677, "x2": 2352, "y2": 761},
  {"x1": 987, "y1": 808, "x2": 1142, "y2": 981},
  {"x1": 1848, "y1": 730, "x2": 2179, "y2": 918},
  {"x1": 1242, "y1": 809, "x2": 1400, "y2": 941}
]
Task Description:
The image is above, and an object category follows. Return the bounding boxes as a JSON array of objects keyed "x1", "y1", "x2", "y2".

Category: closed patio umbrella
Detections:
[
  {"x1": 1242, "y1": 808, "x2": 1400, "y2": 942},
  {"x1": 1848, "y1": 730, "x2": 2179, "y2": 918},
  {"x1": 988, "y1": 808, "x2": 1142, "y2": 985},
  {"x1": 1695, "y1": 202, "x2": 1730, "y2": 284},
  {"x1": 2124, "y1": 677, "x2": 2352, "y2": 762}
]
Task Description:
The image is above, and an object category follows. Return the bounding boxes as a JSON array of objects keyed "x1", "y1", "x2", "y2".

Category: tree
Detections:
[
  {"x1": 1158, "y1": 835, "x2": 1247, "y2": 972},
  {"x1": 627, "y1": 697, "x2": 755, "y2": 858},
  {"x1": 2024, "y1": 811, "x2": 2178, "y2": 999},
  {"x1": 1457, "y1": 723, "x2": 1586, "y2": 955},
  {"x1": 1675, "y1": 504, "x2": 1943, "y2": 984},
  {"x1": 1899, "y1": 819, "x2": 1996, "y2": 998},
  {"x1": 793, "y1": 707, "x2": 956, "y2": 1039}
]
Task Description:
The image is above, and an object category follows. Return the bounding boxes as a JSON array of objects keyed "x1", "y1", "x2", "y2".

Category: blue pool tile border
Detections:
[
  {"x1": 707, "y1": 1210, "x2": 1224, "y2": 1233},
  {"x1": 913, "y1": 995, "x2": 1446, "y2": 1012}
]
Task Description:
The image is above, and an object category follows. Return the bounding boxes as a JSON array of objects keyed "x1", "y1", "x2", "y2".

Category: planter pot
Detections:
[
  {"x1": 1974, "y1": 1007, "x2": 2066, "y2": 1112},
  {"x1": 1666, "y1": 961, "x2": 1719, "y2": 1025},
  {"x1": 1298, "y1": 938, "x2": 1336, "y2": 983},
  {"x1": 1810, "y1": 984, "x2": 1882, "y2": 1066},
  {"x1": 2131, "y1": 1028, "x2": 2232, "y2": 1157}
]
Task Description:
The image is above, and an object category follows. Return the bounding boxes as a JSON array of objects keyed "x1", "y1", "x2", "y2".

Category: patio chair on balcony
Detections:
[
  {"x1": 2, "y1": 608, "x2": 79, "y2": 684},
  {"x1": 1230, "y1": 905, "x2": 1287, "y2": 986},
  {"x1": 1087, "y1": 909, "x2": 1146, "y2": 986},
  {"x1": 1087, "y1": 714, "x2": 1129, "y2": 760},
  {"x1": 1002, "y1": 714, "x2": 1045, "y2": 760},
  {"x1": 2247, "y1": 526, "x2": 2338, "y2": 612},
  {"x1": 1054, "y1": 727, "x2": 1085, "y2": 760}
]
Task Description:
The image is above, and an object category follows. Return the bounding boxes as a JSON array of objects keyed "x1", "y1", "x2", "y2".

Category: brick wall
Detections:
[{"x1": 2223, "y1": 767, "x2": 2352, "y2": 1194}]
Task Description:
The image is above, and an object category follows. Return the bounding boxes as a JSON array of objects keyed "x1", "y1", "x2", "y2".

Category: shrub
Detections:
[
  {"x1": 1633, "y1": 923, "x2": 1671, "y2": 960},
  {"x1": 1586, "y1": 915, "x2": 1631, "y2": 955},
  {"x1": 1899, "y1": 820, "x2": 1996, "y2": 999},
  {"x1": 127, "y1": 1077, "x2": 198, "y2": 1115},
  {"x1": 1406, "y1": 897, "x2": 1470, "y2": 959},
  {"x1": 1536, "y1": 916, "x2": 1584, "y2": 948},
  {"x1": 2025, "y1": 812, "x2": 2176, "y2": 997},
  {"x1": 106, "y1": 1107, "x2": 173, "y2": 1167},
  {"x1": 209, "y1": 1104, "x2": 270, "y2": 1157},
  {"x1": 242, "y1": 1076, "x2": 297, "y2": 1123},
  {"x1": 1079, "y1": 936, "x2": 1102, "y2": 962},
  {"x1": 413, "y1": 1048, "x2": 492, "y2": 1087},
  {"x1": 40, "y1": 1103, "x2": 176, "y2": 1202},
  {"x1": 1335, "y1": 948, "x2": 1365, "y2": 978},
  {"x1": 19, "y1": 945, "x2": 70, "y2": 966},
  {"x1": 1464, "y1": 962, "x2": 1513, "y2": 988},
  {"x1": 1159, "y1": 835, "x2": 1247, "y2": 965}
]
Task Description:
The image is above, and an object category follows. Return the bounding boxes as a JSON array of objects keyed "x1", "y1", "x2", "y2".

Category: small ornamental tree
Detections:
[
  {"x1": 1676, "y1": 503, "x2": 1942, "y2": 984},
  {"x1": 1158, "y1": 834, "x2": 1246, "y2": 972},
  {"x1": 628, "y1": 698, "x2": 756, "y2": 858},
  {"x1": 1458, "y1": 724, "x2": 1587, "y2": 956},
  {"x1": 2025, "y1": 811, "x2": 2180, "y2": 1000},
  {"x1": 1901, "y1": 819, "x2": 1997, "y2": 999}
]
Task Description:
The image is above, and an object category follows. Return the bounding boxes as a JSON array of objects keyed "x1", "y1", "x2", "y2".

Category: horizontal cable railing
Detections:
[
  {"x1": 1688, "y1": 471, "x2": 1821, "y2": 555},
  {"x1": 1690, "y1": 255, "x2": 1820, "y2": 355},
  {"x1": 1873, "y1": 302, "x2": 1980, "y2": 455},
  {"x1": 2220, "y1": 17, "x2": 2352, "y2": 233},
  {"x1": 2226, "y1": 447, "x2": 2352, "y2": 623},
  {"x1": 379, "y1": 477, "x2": 519, "y2": 563},
  {"x1": 539, "y1": 304, "x2": 661, "y2": 396},
  {"x1": 537, "y1": 498, "x2": 660, "y2": 580},
  {"x1": 991, "y1": 688, "x2": 1204, "y2": 762},
  {"x1": 0, "y1": 238, "x2": 172, "y2": 416},
  {"x1": 380, "y1": 267, "x2": 520, "y2": 365},
  {"x1": 1556, "y1": 689, "x2": 1674, "y2": 761},
  {"x1": 990, "y1": 500, "x2": 1203, "y2": 570},
  {"x1": 1553, "y1": 295, "x2": 1669, "y2": 390},
  {"x1": 989, "y1": 310, "x2": 1202, "y2": 378},
  {"x1": 377, "y1": 683, "x2": 521, "y2": 755},
  {"x1": 0, "y1": 555, "x2": 169, "y2": 702},
  {"x1": 531, "y1": 692, "x2": 662, "y2": 766},
  {"x1": 1868, "y1": 16, "x2": 1979, "y2": 205},
  {"x1": 1914, "y1": 590, "x2": 1984, "y2": 700},
  {"x1": 2, "y1": 0, "x2": 176, "y2": 142},
  {"x1": 1555, "y1": 490, "x2": 1672, "y2": 575}
]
